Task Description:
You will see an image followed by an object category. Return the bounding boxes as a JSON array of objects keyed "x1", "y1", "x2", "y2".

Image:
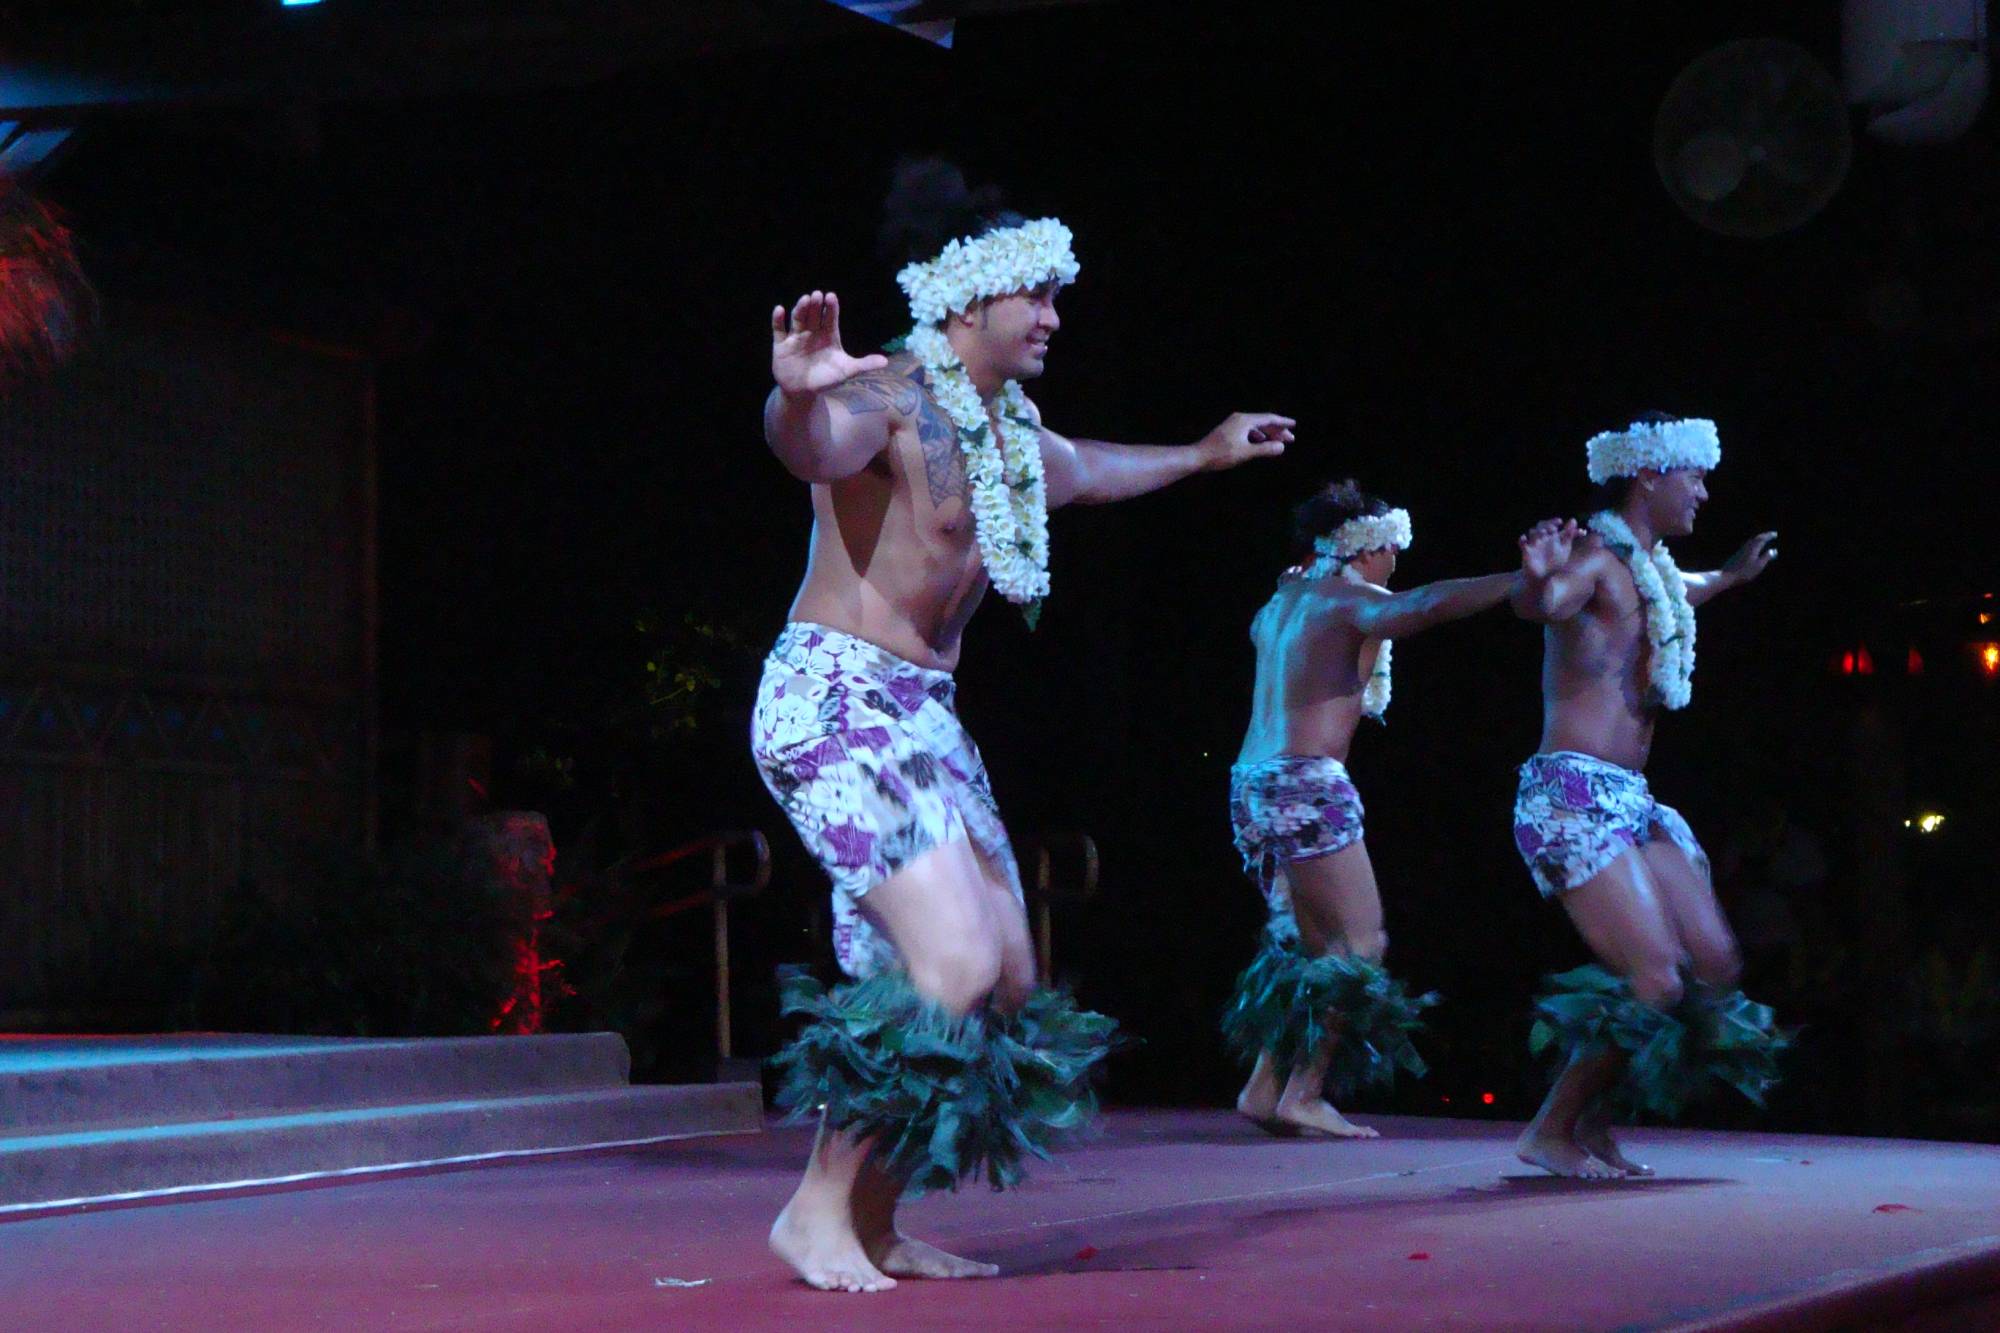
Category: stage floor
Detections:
[{"x1": 1, "y1": 1109, "x2": 1994, "y2": 1331}]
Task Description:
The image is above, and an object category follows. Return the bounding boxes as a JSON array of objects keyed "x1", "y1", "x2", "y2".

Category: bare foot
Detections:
[
  {"x1": 869, "y1": 1233, "x2": 1000, "y2": 1280},
  {"x1": 770, "y1": 1200, "x2": 898, "y2": 1293},
  {"x1": 1273, "y1": 1094, "x2": 1380, "y2": 1139},
  {"x1": 1515, "y1": 1127, "x2": 1622, "y2": 1180},
  {"x1": 1577, "y1": 1117, "x2": 1654, "y2": 1177},
  {"x1": 1236, "y1": 1053, "x2": 1288, "y2": 1131}
]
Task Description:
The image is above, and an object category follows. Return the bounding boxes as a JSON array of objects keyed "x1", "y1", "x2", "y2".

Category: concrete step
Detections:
[
  {"x1": 0, "y1": 1082, "x2": 763, "y2": 1213},
  {"x1": 0, "y1": 1033, "x2": 637, "y2": 1130},
  {"x1": 0, "y1": 1033, "x2": 765, "y2": 1212}
]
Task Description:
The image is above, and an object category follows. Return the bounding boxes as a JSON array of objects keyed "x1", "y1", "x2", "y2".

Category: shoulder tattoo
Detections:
[
  {"x1": 825, "y1": 370, "x2": 920, "y2": 418},
  {"x1": 903, "y1": 362, "x2": 968, "y2": 507}
]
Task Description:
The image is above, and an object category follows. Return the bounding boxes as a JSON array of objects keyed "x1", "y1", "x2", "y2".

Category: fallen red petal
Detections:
[
  {"x1": 1073, "y1": 1246, "x2": 1098, "y2": 1261},
  {"x1": 1408, "y1": 1252, "x2": 1431, "y2": 1261},
  {"x1": 1873, "y1": 1204, "x2": 1914, "y2": 1214}
]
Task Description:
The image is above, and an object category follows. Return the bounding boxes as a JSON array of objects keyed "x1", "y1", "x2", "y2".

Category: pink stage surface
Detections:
[{"x1": 2, "y1": 1109, "x2": 1994, "y2": 1331}]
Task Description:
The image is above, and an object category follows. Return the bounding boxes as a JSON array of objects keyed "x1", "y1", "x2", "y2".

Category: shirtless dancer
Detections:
[
  {"x1": 1510, "y1": 414, "x2": 1786, "y2": 1179},
  {"x1": 754, "y1": 159, "x2": 1293, "y2": 1292},
  {"x1": 1227, "y1": 480, "x2": 1542, "y2": 1137}
]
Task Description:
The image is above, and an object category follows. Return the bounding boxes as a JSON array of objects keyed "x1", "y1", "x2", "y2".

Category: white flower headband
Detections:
[
  {"x1": 1586, "y1": 417, "x2": 1722, "y2": 484},
  {"x1": 1315, "y1": 508, "x2": 1413, "y2": 561},
  {"x1": 896, "y1": 218, "x2": 1079, "y2": 327}
]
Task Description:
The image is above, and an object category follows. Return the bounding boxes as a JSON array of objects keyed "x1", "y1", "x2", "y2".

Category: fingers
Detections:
[
  {"x1": 771, "y1": 305, "x2": 787, "y2": 340},
  {"x1": 1240, "y1": 412, "x2": 1298, "y2": 433},
  {"x1": 784, "y1": 291, "x2": 838, "y2": 339},
  {"x1": 1520, "y1": 517, "x2": 1567, "y2": 545},
  {"x1": 850, "y1": 353, "x2": 890, "y2": 374},
  {"x1": 1241, "y1": 413, "x2": 1297, "y2": 449}
]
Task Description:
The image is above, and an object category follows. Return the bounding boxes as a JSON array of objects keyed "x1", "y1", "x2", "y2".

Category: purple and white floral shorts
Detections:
[
  {"x1": 1513, "y1": 750, "x2": 1710, "y2": 898},
  {"x1": 751, "y1": 622, "x2": 1022, "y2": 979},
  {"x1": 1229, "y1": 755, "x2": 1367, "y2": 920}
]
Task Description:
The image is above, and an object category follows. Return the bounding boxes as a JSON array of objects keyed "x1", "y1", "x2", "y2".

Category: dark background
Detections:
[{"x1": 37, "y1": 2, "x2": 2000, "y2": 1135}]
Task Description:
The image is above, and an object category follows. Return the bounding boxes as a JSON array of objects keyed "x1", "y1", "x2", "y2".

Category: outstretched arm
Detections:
[
  {"x1": 1336, "y1": 572, "x2": 1520, "y2": 639},
  {"x1": 763, "y1": 290, "x2": 899, "y2": 482},
  {"x1": 1683, "y1": 531, "x2": 1778, "y2": 607},
  {"x1": 1511, "y1": 519, "x2": 1604, "y2": 624},
  {"x1": 1039, "y1": 408, "x2": 1294, "y2": 508}
]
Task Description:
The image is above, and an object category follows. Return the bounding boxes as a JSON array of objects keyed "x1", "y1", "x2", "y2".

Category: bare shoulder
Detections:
[
  {"x1": 824, "y1": 354, "x2": 926, "y2": 420},
  {"x1": 1576, "y1": 538, "x2": 1640, "y2": 612},
  {"x1": 1302, "y1": 576, "x2": 1372, "y2": 615}
]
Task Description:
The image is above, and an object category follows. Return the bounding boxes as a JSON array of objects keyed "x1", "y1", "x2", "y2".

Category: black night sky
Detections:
[{"x1": 31, "y1": 1, "x2": 2000, "y2": 1126}]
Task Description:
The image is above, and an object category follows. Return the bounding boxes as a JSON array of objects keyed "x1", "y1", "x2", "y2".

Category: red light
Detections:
[
  {"x1": 1855, "y1": 645, "x2": 1875, "y2": 676},
  {"x1": 1840, "y1": 652, "x2": 1855, "y2": 676},
  {"x1": 1907, "y1": 647, "x2": 1924, "y2": 676},
  {"x1": 1481, "y1": 1092, "x2": 1496, "y2": 1106}
]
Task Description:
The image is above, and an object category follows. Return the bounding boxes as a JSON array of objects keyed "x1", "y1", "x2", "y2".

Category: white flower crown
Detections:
[
  {"x1": 1585, "y1": 418, "x2": 1722, "y2": 485},
  {"x1": 1314, "y1": 508, "x2": 1413, "y2": 561},
  {"x1": 896, "y1": 218, "x2": 1079, "y2": 327}
]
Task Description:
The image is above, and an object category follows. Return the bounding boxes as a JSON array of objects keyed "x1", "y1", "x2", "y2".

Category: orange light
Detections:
[
  {"x1": 1981, "y1": 613, "x2": 1995, "y2": 625},
  {"x1": 1481, "y1": 1092, "x2": 1496, "y2": 1106},
  {"x1": 1982, "y1": 644, "x2": 2000, "y2": 677}
]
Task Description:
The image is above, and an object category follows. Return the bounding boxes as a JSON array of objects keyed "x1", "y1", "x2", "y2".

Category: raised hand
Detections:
[
  {"x1": 1519, "y1": 518, "x2": 1580, "y2": 580},
  {"x1": 1723, "y1": 530, "x2": 1779, "y2": 585},
  {"x1": 770, "y1": 290, "x2": 889, "y2": 397},
  {"x1": 1197, "y1": 412, "x2": 1296, "y2": 471}
]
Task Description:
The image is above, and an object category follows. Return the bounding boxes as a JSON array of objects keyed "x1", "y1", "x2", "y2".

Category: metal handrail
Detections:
[
  {"x1": 1027, "y1": 829, "x2": 1099, "y2": 982},
  {"x1": 621, "y1": 829, "x2": 771, "y2": 1065}
]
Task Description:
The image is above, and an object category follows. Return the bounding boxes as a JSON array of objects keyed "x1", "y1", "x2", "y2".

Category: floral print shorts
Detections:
[
  {"x1": 1229, "y1": 754, "x2": 1367, "y2": 920},
  {"x1": 1512, "y1": 750, "x2": 1709, "y2": 898},
  {"x1": 752, "y1": 623, "x2": 1022, "y2": 978}
]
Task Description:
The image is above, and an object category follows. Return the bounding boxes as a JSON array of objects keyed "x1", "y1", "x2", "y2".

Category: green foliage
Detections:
[
  {"x1": 1911, "y1": 945, "x2": 1998, "y2": 1046},
  {"x1": 1221, "y1": 920, "x2": 1438, "y2": 1099},
  {"x1": 769, "y1": 967, "x2": 1120, "y2": 1196},
  {"x1": 198, "y1": 839, "x2": 524, "y2": 1037},
  {"x1": 1529, "y1": 964, "x2": 1791, "y2": 1120},
  {"x1": 636, "y1": 608, "x2": 754, "y2": 740}
]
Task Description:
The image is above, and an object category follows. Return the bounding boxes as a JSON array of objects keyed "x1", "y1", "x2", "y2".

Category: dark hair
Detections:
[
  {"x1": 1587, "y1": 410, "x2": 1681, "y2": 510},
  {"x1": 877, "y1": 156, "x2": 1027, "y2": 269},
  {"x1": 1291, "y1": 479, "x2": 1391, "y2": 565}
]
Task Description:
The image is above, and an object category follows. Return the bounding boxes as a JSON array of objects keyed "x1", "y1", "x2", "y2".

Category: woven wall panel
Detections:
[
  {"x1": 0, "y1": 326, "x2": 373, "y2": 1012},
  {"x1": 0, "y1": 328, "x2": 364, "y2": 681}
]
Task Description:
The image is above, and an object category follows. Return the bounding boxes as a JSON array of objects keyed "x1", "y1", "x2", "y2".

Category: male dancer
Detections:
[
  {"x1": 1510, "y1": 414, "x2": 1785, "y2": 1178},
  {"x1": 754, "y1": 159, "x2": 1294, "y2": 1292},
  {"x1": 1226, "y1": 480, "x2": 1544, "y2": 1137}
]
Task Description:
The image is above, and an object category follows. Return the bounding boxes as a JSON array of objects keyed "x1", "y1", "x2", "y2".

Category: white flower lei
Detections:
[
  {"x1": 1296, "y1": 508, "x2": 1412, "y2": 720},
  {"x1": 893, "y1": 219, "x2": 1076, "y2": 618},
  {"x1": 1586, "y1": 417, "x2": 1721, "y2": 485},
  {"x1": 905, "y1": 324, "x2": 1051, "y2": 610},
  {"x1": 1588, "y1": 509, "x2": 1697, "y2": 710}
]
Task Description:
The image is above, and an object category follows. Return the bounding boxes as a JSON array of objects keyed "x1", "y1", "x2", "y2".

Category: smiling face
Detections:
[
  {"x1": 1638, "y1": 466, "x2": 1710, "y2": 538},
  {"x1": 951, "y1": 279, "x2": 1062, "y2": 383}
]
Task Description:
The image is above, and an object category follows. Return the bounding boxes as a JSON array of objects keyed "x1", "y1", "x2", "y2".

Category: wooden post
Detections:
[{"x1": 712, "y1": 842, "x2": 732, "y2": 1063}]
